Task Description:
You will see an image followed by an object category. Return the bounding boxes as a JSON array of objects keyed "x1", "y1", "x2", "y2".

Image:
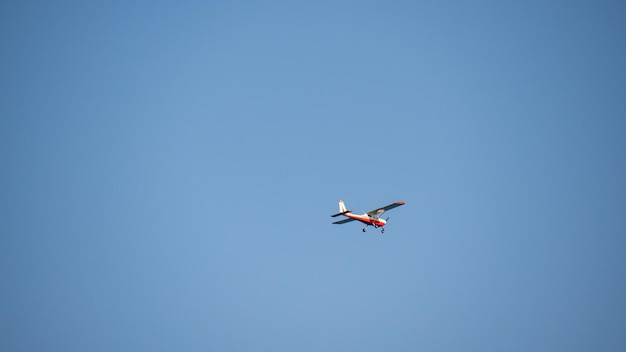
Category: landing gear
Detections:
[
  {"x1": 362, "y1": 227, "x2": 367, "y2": 232},
  {"x1": 381, "y1": 228, "x2": 385, "y2": 234}
]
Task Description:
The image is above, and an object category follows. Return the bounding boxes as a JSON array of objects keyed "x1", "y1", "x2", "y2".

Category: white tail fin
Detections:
[
  {"x1": 339, "y1": 200, "x2": 347, "y2": 213},
  {"x1": 330, "y1": 199, "x2": 352, "y2": 217}
]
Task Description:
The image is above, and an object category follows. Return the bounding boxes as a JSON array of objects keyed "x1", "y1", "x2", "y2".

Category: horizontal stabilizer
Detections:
[
  {"x1": 333, "y1": 218, "x2": 356, "y2": 224},
  {"x1": 330, "y1": 210, "x2": 352, "y2": 218}
]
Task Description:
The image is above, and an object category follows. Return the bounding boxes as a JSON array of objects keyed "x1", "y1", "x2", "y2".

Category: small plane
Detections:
[{"x1": 330, "y1": 200, "x2": 405, "y2": 233}]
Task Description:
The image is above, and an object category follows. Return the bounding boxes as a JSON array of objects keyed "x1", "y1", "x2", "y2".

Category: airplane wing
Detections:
[
  {"x1": 332, "y1": 218, "x2": 356, "y2": 224},
  {"x1": 366, "y1": 201, "x2": 405, "y2": 217}
]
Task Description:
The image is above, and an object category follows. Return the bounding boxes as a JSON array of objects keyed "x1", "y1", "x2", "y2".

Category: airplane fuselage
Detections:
[{"x1": 344, "y1": 213, "x2": 387, "y2": 227}]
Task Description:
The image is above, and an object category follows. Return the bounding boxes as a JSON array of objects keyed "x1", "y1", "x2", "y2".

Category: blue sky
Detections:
[{"x1": 2, "y1": 1, "x2": 625, "y2": 351}]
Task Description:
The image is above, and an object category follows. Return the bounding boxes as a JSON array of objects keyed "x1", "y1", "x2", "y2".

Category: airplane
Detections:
[{"x1": 330, "y1": 200, "x2": 405, "y2": 233}]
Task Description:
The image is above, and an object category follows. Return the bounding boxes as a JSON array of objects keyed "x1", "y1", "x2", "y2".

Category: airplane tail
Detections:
[
  {"x1": 330, "y1": 199, "x2": 352, "y2": 217},
  {"x1": 339, "y1": 200, "x2": 347, "y2": 213}
]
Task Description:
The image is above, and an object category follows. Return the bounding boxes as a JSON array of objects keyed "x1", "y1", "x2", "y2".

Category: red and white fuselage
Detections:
[{"x1": 342, "y1": 212, "x2": 387, "y2": 227}]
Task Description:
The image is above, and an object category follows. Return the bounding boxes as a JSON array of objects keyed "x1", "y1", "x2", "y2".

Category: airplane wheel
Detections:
[
  {"x1": 362, "y1": 228, "x2": 367, "y2": 232},
  {"x1": 381, "y1": 228, "x2": 385, "y2": 234}
]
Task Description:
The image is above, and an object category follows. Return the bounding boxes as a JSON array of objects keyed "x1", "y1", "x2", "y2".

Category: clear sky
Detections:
[{"x1": 2, "y1": 1, "x2": 625, "y2": 351}]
